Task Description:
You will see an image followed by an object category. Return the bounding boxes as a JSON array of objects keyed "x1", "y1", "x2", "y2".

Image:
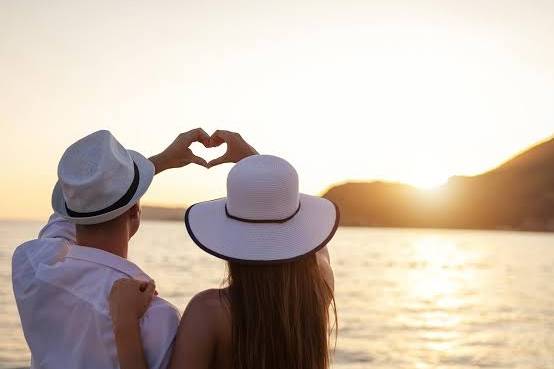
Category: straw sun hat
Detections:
[{"x1": 185, "y1": 155, "x2": 339, "y2": 263}]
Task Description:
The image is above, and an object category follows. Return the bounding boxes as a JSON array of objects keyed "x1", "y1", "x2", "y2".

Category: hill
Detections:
[
  {"x1": 323, "y1": 137, "x2": 554, "y2": 231},
  {"x1": 141, "y1": 206, "x2": 185, "y2": 221}
]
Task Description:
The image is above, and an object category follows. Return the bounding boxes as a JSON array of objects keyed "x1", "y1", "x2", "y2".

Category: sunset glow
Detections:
[{"x1": 1, "y1": 1, "x2": 553, "y2": 220}]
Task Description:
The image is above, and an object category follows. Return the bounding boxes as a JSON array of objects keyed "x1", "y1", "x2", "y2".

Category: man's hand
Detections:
[
  {"x1": 206, "y1": 130, "x2": 258, "y2": 168},
  {"x1": 149, "y1": 128, "x2": 211, "y2": 174}
]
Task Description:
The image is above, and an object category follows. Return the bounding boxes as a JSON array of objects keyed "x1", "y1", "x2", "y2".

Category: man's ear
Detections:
[{"x1": 128, "y1": 203, "x2": 141, "y2": 220}]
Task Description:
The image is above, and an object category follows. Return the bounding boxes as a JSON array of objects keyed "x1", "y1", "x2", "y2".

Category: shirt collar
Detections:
[{"x1": 65, "y1": 244, "x2": 152, "y2": 282}]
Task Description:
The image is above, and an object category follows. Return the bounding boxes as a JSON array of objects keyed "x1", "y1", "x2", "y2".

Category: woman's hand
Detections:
[
  {"x1": 109, "y1": 278, "x2": 156, "y2": 327},
  {"x1": 109, "y1": 278, "x2": 155, "y2": 369}
]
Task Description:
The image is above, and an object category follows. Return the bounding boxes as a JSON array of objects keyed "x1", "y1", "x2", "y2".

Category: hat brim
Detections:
[
  {"x1": 185, "y1": 194, "x2": 339, "y2": 264},
  {"x1": 51, "y1": 150, "x2": 155, "y2": 225}
]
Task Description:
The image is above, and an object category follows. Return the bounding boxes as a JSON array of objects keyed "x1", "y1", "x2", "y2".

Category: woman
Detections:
[{"x1": 109, "y1": 155, "x2": 339, "y2": 369}]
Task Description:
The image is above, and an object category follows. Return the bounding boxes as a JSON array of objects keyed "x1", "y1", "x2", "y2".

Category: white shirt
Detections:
[{"x1": 12, "y1": 214, "x2": 181, "y2": 369}]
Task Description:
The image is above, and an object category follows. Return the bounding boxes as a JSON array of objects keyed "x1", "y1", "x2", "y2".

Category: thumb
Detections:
[
  {"x1": 207, "y1": 153, "x2": 232, "y2": 168},
  {"x1": 190, "y1": 155, "x2": 208, "y2": 168}
]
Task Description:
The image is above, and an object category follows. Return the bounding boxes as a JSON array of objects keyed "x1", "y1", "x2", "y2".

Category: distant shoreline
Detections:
[
  {"x1": 140, "y1": 211, "x2": 554, "y2": 235},
  {"x1": 2, "y1": 210, "x2": 553, "y2": 234}
]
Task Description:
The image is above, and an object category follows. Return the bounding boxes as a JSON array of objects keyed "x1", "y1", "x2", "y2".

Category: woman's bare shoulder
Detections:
[
  {"x1": 180, "y1": 289, "x2": 229, "y2": 328},
  {"x1": 170, "y1": 289, "x2": 231, "y2": 368},
  {"x1": 189, "y1": 288, "x2": 229, "y2": 308}
]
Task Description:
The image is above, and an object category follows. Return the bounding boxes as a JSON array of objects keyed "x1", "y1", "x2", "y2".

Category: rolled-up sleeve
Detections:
[
  {"x1": 13, "y1": 214, "x2": 74, "y2": 297},
  {"x1": 38, "y1": 214, "x2": 76, "y2": 242}
]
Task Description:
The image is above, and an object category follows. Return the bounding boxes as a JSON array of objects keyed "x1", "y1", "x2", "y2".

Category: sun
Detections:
[{"x1": 405, "y1": 173, "x2": 449, "y2": 190}]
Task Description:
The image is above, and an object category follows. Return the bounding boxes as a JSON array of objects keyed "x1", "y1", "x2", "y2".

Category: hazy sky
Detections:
[{"x1": 1, "y1": 0, "x2": 553, "y2": 220}]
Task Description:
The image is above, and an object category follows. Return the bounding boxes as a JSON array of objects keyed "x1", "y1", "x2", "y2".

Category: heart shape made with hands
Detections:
[{"x1": 189, "y1": 141, "x2": 228, "y2": 166}]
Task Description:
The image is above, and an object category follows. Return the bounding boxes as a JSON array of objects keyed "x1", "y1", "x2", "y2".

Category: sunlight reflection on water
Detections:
[{"x1": 1, "y1": 221, "x2": 554, "y2": 369}]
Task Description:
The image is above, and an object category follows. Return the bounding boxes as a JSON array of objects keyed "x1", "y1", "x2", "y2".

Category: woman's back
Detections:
[
  {"x1": 169, "y1": 288, "x2": 233, "y2": 369},
  {"x1": 169, "y1": 249, "x2": 335, "y2": 369}
]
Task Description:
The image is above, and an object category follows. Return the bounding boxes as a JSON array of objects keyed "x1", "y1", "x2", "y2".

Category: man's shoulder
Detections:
[
  {"x1": 13, "y1": 237, "x2": 69, "y2": 254},
  {"x1": 149, "y1": 296, "x2": 180, "y2": 315},
  {"x1": 139, "y1": 296, "x2": 181, "y2": 354},
  {"x1": 12, "y1": 237, "x2": 69, "y2": 273},
  {"x1": 135, "y1": 296, "x2": 180, "y2": 369},
  {"x1": 142, "y1": 296, "x2": 181, "y2": 327}
]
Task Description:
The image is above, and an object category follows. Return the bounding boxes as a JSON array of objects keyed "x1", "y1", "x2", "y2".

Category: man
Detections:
[{"x1": 12, "y1": 128, "x2": 257, "y2": 369}]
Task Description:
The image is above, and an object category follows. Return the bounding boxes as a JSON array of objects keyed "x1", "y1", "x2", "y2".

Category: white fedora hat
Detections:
[
  {"x1": 51, "y1": 130, "x2": 154, "y2": 225},
  {"x1": 185, "y1": 155, "x2": 339, "y2": 263}
]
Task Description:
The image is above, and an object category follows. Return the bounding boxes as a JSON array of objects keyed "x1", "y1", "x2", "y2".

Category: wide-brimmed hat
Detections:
[
  {"x1": 185, "y1": 155, "x2": 339, "y2": 263},
  {"x1": 52, "y1": 130, "x2": 154, "y2": 225}
]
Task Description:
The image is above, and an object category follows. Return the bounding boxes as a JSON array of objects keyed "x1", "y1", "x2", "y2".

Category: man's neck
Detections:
[{"x1": 76, "y1": 231, "x2": 129, "y2": 258}]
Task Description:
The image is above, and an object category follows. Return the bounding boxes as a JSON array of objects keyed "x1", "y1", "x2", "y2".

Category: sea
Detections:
[{"x1": 1, "y1": 220, "x2": 553, "y2": 369}]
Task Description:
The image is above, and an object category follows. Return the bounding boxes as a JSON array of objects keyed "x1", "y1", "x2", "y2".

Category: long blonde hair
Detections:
[{"x1": 227, "y1": 254, "x2": 336, "y2": 369}]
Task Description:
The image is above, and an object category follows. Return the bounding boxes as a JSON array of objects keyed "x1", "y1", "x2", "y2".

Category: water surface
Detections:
[{"x1": 1, "y1": 220, "x2": 553, "y2": 369}]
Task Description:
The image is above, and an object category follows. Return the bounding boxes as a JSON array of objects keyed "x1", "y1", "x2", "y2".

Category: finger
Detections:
[
  {"x1": 139, "y1": 281, "x2": 148, "y2": 292},
  {"x1": 190, "y1": 128, "x2": 211, "y2": 146},
  {"x1": 207, "y1": 153, "x2": 232, "y2": 168},
  {"x1": 190, "y1": 155, "x2": 208, "y2": 168},
  {"x1": 178, "y1": 128, "x2": 208, "y2": 146},
  {"x1": 143, "y1": 282, "x2": 156, "y2": 298},
  {"x1": 116, "y1": 277, "x2": 131, "y2": 285},
  {"x1": 137, "y1": 282, "x2": 156, "y2": 317},
  {"x1": 112, "y1": 278, "x2": 129, "y2": 291},
  {"x1": 209, "y1": 130, "x2": 230, "y2": 147}
]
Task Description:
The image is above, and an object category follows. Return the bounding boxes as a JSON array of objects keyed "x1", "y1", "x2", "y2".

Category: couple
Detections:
[{"x1": 12, "y1": 128, "x2": 339, "y2": 369}]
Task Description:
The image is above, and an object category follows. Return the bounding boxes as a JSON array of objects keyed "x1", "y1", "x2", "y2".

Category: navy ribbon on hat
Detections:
[
  {"x1": 65, "y1": 162, "x2": 140, "y2": 218},
  {"x1": 224, "y1": 202, "x2": 301, "y2": 223}
]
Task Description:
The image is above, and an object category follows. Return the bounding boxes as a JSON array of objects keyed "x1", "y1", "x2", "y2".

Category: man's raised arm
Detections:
[
  {"x1": 149, "y1": 128, "x2": 211, "y2": 174},
  {"x1": 149, "y1": 128, "x2": 258, "y2": 174}
]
